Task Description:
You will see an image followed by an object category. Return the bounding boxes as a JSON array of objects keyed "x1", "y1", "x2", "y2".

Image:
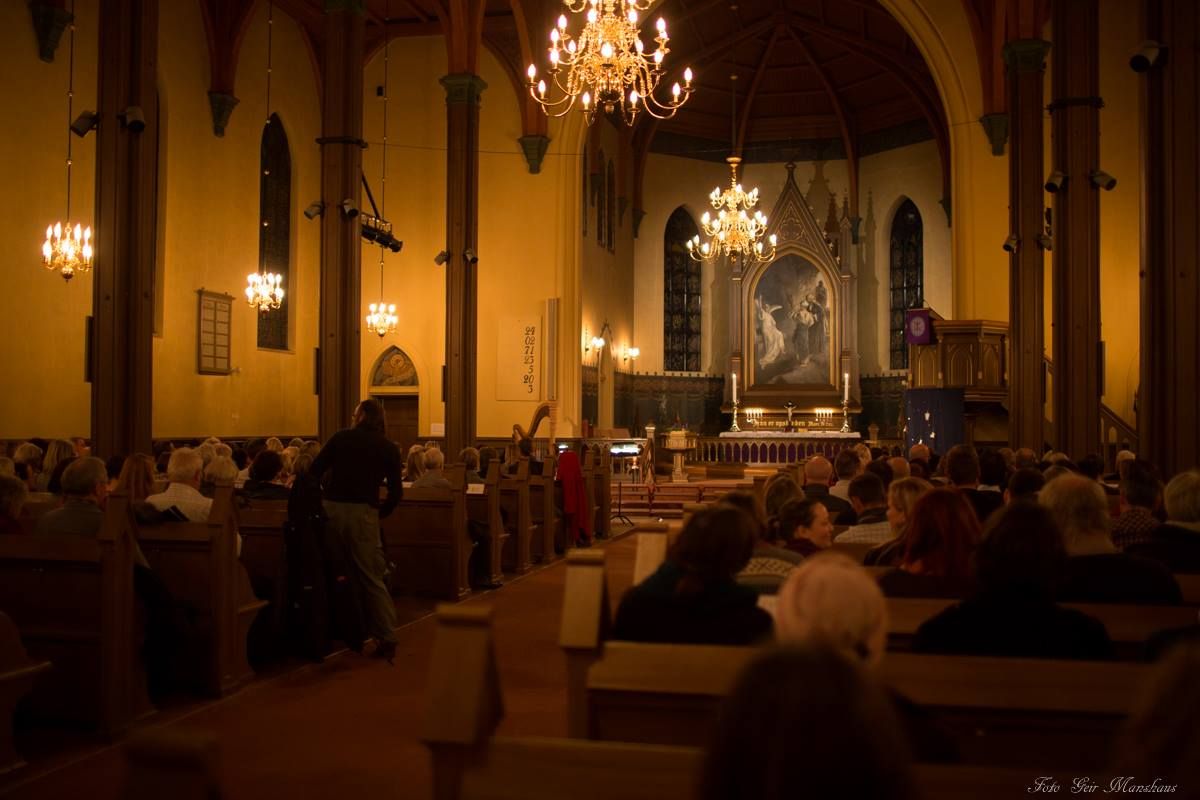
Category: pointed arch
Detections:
[
  {"x1": 889, "y1": 197, "x2": 924, "y2": 370},
  {"x1": 257, "y1": 112, "x2": 291, "y2": 350},
  {"x1": 663, "y1": 207, "x2": 702, "y2": 372}
]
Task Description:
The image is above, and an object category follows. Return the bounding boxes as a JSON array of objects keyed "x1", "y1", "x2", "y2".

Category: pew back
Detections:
[{"x1": 381, "y1": 466, "x2": 469, "y2": 600}]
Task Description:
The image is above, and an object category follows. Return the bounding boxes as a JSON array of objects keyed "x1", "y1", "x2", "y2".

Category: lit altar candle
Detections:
[
  {"x1": 843, "y1": 372, "x2": 850, "y2": 403},
  {"x1": 732, "y1": 372, "x2": 738, "y2": 404}
]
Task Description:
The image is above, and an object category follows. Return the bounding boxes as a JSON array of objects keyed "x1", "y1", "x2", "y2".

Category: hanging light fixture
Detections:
[
  {"x1": 41, "y1": 0, "x2": 93, "y2": 282},
  {"x1": 366, "y1": 1, "x2": 398, "y2": 338},
  {"x1": 246, "y1": 1, "x2": 284, "y2": 313},
  {"x1": 526, "y1": 0, "x2": 694, "y2": 125},
  {"x1": 687, "y1": 74, "x2": 776, "y2": 263}
]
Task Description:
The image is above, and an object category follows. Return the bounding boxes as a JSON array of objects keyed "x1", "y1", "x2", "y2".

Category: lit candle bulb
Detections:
[{"x1": 527, "y1": 64, "x2": 537, "y2": 81}]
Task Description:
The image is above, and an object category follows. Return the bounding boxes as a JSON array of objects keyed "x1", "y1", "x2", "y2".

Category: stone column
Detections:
[
  {"x1": 441, "y1": 74, "x2": 485, "y2": 456},
  {"x1": 1139, "y1": 0, "x2": 1200, "y2": 476},
  {"x1": 91, "y1": 0, "x2": 158, "y2": 458},
  {"x1": 1003, "y1": 38, "x2": 1051, "y2": 451},
  {"x1": 1050, "y1": 0, "x2": 1101, "y2": 459},
  {"x1": 728, "y1": 255, "x2": 744, "y2": 405},
  {"x1": 316, "y1": 0, "x2": 366, "y2": 443}
]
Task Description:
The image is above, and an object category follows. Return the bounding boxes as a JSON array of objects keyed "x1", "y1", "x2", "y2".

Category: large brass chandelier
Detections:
[
  {"x1": 42, "y1": 0, "x2": 93, "y2": 282},
  {"x1": 686, "y1": 75, "x2": 775, "y2": 263},
  {"x1": 526, "y1": 0, "x2": 693, "y2": 125},
  {"x1": 246, "y1": 1, "x2": 284, "y2": 314}
]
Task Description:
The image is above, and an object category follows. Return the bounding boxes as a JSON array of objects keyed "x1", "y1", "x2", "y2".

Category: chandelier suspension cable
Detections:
[
  {"x1": 246, "y1": 0, "x2": 284, "y2": 312},
  {"x1": 366, "y1": 2, "x2": 398, "y2": 337},
  {"x1": 265, "y1": 0, "x2": 273, "y2": 124},
  {"x1": 64, "y1": 0, "x2": 76, "y2": 224}
]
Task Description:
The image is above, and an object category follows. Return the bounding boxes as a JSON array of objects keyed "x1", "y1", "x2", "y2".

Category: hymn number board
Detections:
[
  {"x1": 197, "y1": 290, "x2": 233, "y2": 375},
  {"x1": 497, "y1": 316, "x2": 541, "y2": 401}
]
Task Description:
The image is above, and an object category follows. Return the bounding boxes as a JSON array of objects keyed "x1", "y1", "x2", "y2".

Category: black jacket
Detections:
[{"x1": 309, "y1": 425, "x2": 403, "y2": 516}]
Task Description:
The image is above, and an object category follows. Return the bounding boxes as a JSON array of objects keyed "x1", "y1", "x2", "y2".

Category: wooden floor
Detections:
[{"x1": 0, "y1": 527, "x2": 642, "y2": 800}]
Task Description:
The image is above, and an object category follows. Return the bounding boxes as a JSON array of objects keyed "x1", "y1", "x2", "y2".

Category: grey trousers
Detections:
[{"x1": 323, "y1": 500, "x2": 398, "y2": 644}]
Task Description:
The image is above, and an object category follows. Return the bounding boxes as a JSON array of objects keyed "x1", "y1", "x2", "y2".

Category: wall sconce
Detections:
[
  {"x1": 583, "y1": 322, "x2": 612, "y2": 363},
  {"x1": 622, "y1": 345, "x2": 640, "y2": 363}
]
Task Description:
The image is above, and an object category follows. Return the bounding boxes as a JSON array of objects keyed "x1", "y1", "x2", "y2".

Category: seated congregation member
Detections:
[
  {"x1": 978, "y1": 448, "x2": 1009, "y2": 493},
  {"x1": 835, "y1": 473, "x2": 891, "y2": 545},
  {"x1": 613, "y1": 505, "x2": 772, "y2": 645},
  {"x1": 203, "y1": 455, "x2": 239, "y2": 489},
  {"x1": 1014, "y1": 447, "x2": 1039, "y2": 471},
  {"x1": 1126, "y1": 469, "x2": 1200, "y2": 573},
  {"x1": 830, "y1": 449, "x2": 862, "y2": 502},
  {"x1": 774, "y1": 554, "x2": 958, "y2": 763},
  {"x1": 236, "y1": 438, "x2": 267, "y2": 485},
  {"x1": 778, "y1": 498, "x2": 834, "y2": 559},
  {"x1": 1112, "y1": 459, "x2": 1165, "y2": 549},
  {"x1": 913, "y1": 502, "x2": 1112, "y2": 660},
  {"x1": 876, "y1": 489, "x2": 979, "y2": 599},
  {"x1": 0, "y1": 457, "x2": 14, "y2": 479},
  {"x1": 864, "y1": 477, "x2": 933, "y2": 566},
  {"x1": 45, "y1": 455, "x2": 78, "y2": 495},
  {"x1": 114, "y1": 453, "x2": 157, "y2": 504},
  {"x1": 477, "y1": 446, "x2": 498, "y2": 481},
  {"x1": 35, "y1": 457, "x2": 110, "y2": 536},
  {"x1": 402, "y1": 444, "x2": 425, "y2": 483},
  {"x1": 1004, "y1": 467, "x2": 1045, "y2": 504},
  {"x1": 1040, "y1": 474, "x2": 1181, "y2": 605},
  {"x1": 865, "y1": 458, "x2": 895, "y2": 491},
  {"x1": 105, "y1": 455, "x2": 126, "y2": 490},
  {"x1": 265, "y1": 437, "x2": 284, "y2": 453},
  {"x1": 800, "y1": 456, "x2": 854, "y2": 524},
  {"x1": 700, "y1": 645, "x2": 919, "y2": 800},
  {"x1": 762, "y1": 473, "x2": 800, "y2": 521},
  {"x1": 240, "y1": 451, "x2": 291, "y2": 500},
  {"x1": 943, "y1": 444, "x2": 1004, "y2": 524},
  {"x1": 1112, "y1": 643, "x2": 1200, "y2": 792},
  {"x1": 145, "y1": 448, "x2": 213, "y2": 521},
  {"x1": 36, "y1": 439, "x2": 75, "y2": 492},
  {"x1": 0, "y1": 475, "x2": 28, "y2": 535},
  {"x1": 887, "y1": 456, "x2": 910, "y2": 482},
  {"x1": 411, "y1": 447, "x2": 452, "y2": 489},
  {"x1": 460, "y1": 447, "x2": 484, "y2": 485},
  {"x1": 723, "y1": 491, "x2": 802, "y2": 593}
]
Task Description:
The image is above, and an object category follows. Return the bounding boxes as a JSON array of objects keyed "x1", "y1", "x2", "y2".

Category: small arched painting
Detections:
[
  {"x1": 752, "y1": 254, "x2": 831, "y2": 385},
  {"x1": 370, "y1": 346, "x2": 418, "y2": 387}
]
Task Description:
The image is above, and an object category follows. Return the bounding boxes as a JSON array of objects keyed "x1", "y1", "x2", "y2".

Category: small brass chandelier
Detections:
[
  {"x1": 687, "y1": 75, "x2": 776, "y2": 263},
  {"x1": 246, "y1": 1, "x2": 284, "y2": 313},
  {"x1": 42, "y1": 0, "x2": 93, "y2": 282},
  {"x1": 365, "y1": 2, "x2": 398, "y2": 338},
  {"x1": 526, "y1": 0, "x2": 693, "y2": 125}
]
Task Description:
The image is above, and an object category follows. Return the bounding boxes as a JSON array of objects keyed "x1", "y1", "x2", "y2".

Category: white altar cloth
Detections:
[{"x1": 717, "y1": 431, "x2": 861, "y2": 439}]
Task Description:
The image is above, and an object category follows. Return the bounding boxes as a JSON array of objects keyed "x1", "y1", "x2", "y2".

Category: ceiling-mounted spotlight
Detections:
[
  {"x1": 389, "y1": 239, "x2": 403, "y2": 254},
  {"x1": 1130, "y1": 41, "x2": 1165, "y2": 72},
  {"x1": 119, "y1": 106, "x2": 146, "y2": 132},
  {"x1": 1089, "y1": 169, "x2": 1117, "y2": 191},
  {"x1": 340, "y1": 199, "x2": 359, "y2": 218},
  {"x1": 1044, "y1": 171, "x2": 1067, "y2": 193},
  {"x1": 1003, "y1": 235, "x2": 1020, "y2": 254},
  {"x1": 70, "y1": 110, "x2": 98, "y2": 138},
  {"x1": 1036, "y1": 233, "x2": 1053, "y2": 251},
  {"x1": 303, "y1": 201, "x2": 324, "y2": 220},
  {"x1": 433, "y1": 250, "x2": 450, "y2": 266},
  {"x1": 464, "y1": 248, "x2": 479, "y2": 264}
]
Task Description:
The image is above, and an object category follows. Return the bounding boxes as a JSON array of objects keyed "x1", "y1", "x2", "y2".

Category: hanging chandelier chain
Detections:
[
  {"x1": 265, "y1": 0, "x2": 273, "y2": 124},
  {"x1": 365, "y1": 0, "x2": 398, "y2": 338},
  {"x1": 65, "y1": 0, "x2": 76, "y2": 219}
]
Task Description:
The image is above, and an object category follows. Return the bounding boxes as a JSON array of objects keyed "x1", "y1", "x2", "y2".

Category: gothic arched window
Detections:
[
  {"x1": 606, "y1": 161, "x2": 616, "y2": 251},
  {"x1": 581, "y1": 146, "x2": 588, "y2": 237},
  {"x1": 889, "y1": 198, "x2": 923, "y2": 370},
  {"x1": 595, "y1": 152, "x2": 607, "y2": 248},
  {"x1": 663, "y1": 207, "x2": 702, "y2": 371},
  {"x1": 258, "y1": 113, "x2": 291, "y2": 350}
]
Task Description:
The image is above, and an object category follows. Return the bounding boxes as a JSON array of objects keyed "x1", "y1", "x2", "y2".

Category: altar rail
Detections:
[{"x1": 690, "y1": 435, "x2": 862, "y2": 465}]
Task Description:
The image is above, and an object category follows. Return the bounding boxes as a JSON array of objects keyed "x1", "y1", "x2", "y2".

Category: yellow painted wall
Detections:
[
  {"x1": 151, "y1": 1, "x2": 321, "y2": 438},
  {"x1": 0, "y1": 0, "x2": 98, "y2": 438},
  {"x1": 360, "y1": 40, "x2": 588, "y2": 439}
]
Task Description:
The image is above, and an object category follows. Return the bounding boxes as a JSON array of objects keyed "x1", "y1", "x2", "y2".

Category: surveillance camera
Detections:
[
  {"x1": 464, "y1": 248, "x2": 479, "y2": 264},
  {"x1": 340, "y1": 199, "x2": 359, "y2": 218},
  {"x1": 1089, "y1": 169, "x2": 1117, "y2": 191},
  {"x1": 1044, "y1": 171, "x2": 1067, "y2": 193},
  {"x1": 1036, "y1": 233, "x2": 1053, "y2": 251},
  {"x1": 121, "y1": 106, "x2": 146, "y2": 132},
  {"x1": 1002, "y1": 235, "x2": 1019, "y2": 254},
  {"x1": 70, "y1": 110, "x2": 98, "y2": 138},
  {"x1": 389, "y1": 239, "x2": 403, "y2": 254},
  {"x1": 1130, "y1": 41, "x2": 1164, "y2": 72},
  {"x1": 433, "y1": 250, "x2": 450, "y2": 266},
  {"x1": 303, "y1": 201, "x2": 324, "y2": 220}
]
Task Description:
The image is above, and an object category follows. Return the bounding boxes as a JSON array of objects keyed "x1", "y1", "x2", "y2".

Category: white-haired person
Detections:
[
  {"x1": 145, "y1": 448, "x2": 212, "y2": 521},
  {"x1": 411, "y1": 446, "x2": 452, "y2": 490},
  {"x1": 774, "y1": 553, "x2": 957, "y2": 762},
  {"x1": 204, "y1": 455, "x2": 240, "y2": 488}
]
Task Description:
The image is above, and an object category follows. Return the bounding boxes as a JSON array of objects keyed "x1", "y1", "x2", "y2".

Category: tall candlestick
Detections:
[
  {"x1": 843, "y1": 372, "x2": 850, "y2": 404},
  {"x1": 732, "y1": 372, "x2": 738, "y2": 404}
]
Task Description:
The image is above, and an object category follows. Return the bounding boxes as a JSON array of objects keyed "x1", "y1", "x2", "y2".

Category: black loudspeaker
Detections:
[{"x1": 904, "y1": 388, "x2": 965, "y2": 454}]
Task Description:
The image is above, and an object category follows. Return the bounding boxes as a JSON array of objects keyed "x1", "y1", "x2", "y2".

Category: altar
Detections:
[{"x1": 698, "y1": 430, "x2": 862, "y2": 466}]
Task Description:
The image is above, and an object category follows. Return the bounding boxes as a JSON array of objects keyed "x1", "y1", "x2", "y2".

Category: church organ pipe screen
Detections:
[
  {"x1": 257, "y1": 113, "x2": 291, "y2": 350},
  {"x1": 663, "y1": 207, "x2": 702, "y2": 372},
  {"x1": 889, "y1": 198, "x2": 924, "y2": 370}
]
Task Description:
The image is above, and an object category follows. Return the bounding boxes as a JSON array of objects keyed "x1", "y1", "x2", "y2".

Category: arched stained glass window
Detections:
[
  {"x1": 581, "y1": 145, "x2": 588, "y2": 237},
  {"x1": 606, "y1": 161, "x2": 616, "y2": 251},
  {"x1": 596, "y1": 151, "x2": 606, "y2": 248},
  {"x1": 257, "y1": 113, "x2": 291, "y2": 350},
  {"x1": 663, "y1": 207, "x2": 702, "y2": 372},
  {"x1": 889, "y1": 198, "x2": 923, "y2": 370}
]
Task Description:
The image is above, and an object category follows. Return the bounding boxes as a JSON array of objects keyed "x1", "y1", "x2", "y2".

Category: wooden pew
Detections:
[
  {"x1": 134, "y1": 486, "x2": 267, "y2": 697},
  {"x1": 630, "y1": 524, "x2": 671, "y2": 586},
  {"x1": 0, "y1": 493, "x2": 152, "y2": 734},
  {"x1": 467, "y1": 465, "x2": 506, "y2": 585},
  {"x1": 432, "y1": 603, "x2": 1040, "y2": 800},
  {"x1": 499, "y1": 460, "x2": 532, "y2": 574},
  {"x1": 528, "y1": 453, "x2": 560, "y2": 564},
  {"x1": 234, "y1": 499, "x2": 289, "y2": 640},
  {"x1": 0, "y1": 611, "x2": 51, "y2": 774},
  {"x1": 381, "y1": 465, "x2": 469, "y2": 600},
  {"x1": 560, "y1": 550, "x2": 611, "y2": 737},
  {"x1": 830, "y1": 538, "x2": 870, "y2": 562}
]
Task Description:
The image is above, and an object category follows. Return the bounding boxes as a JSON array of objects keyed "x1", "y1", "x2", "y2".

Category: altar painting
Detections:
[{"x1": 752, "y1": 254, "x2": 831, "y2": 385}]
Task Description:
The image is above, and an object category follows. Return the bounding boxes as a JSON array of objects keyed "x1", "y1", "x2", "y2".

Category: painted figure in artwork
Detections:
[
  {"x1": 752, "y1": 255, "x2": 832, "y2": 385},
  {"x1": 755, "y1": 295, "x2": 788, "y2": 368}
]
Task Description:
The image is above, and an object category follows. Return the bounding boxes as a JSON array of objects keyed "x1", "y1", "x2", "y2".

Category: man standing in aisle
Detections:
[{"x1": 309, "y1": 399, "x2": 403, "y2": 663}]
